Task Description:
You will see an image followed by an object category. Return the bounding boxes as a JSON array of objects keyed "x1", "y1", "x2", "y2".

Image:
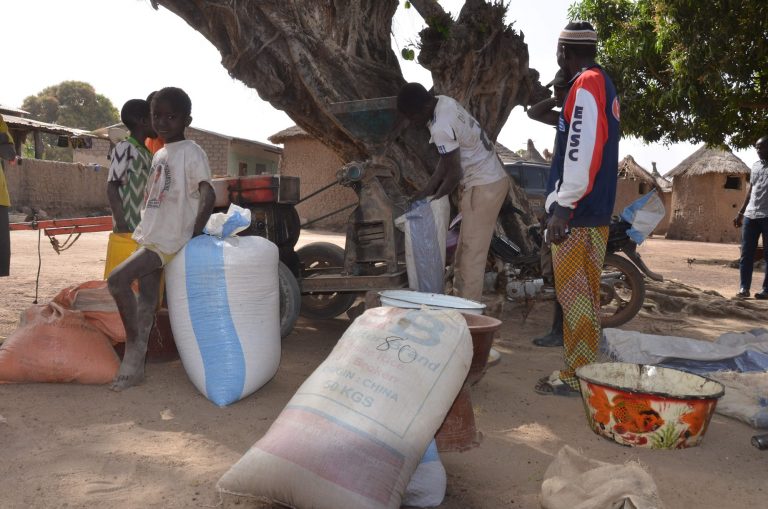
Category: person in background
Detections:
[
  {"x1": 734, "y1": 136, "x2": 768, "y2": 300},
  {"x1": 0, "y1": 113, "x2": 17, "y2": 277},
  {"x1": 144, "y1": 91, "x2": 165, "y2": 154},
  {"x1": 108, "y1": 87, "x2": 215, "y2": 391},
  {"x1": 107, "y1": 99, "x2": 156, "y2": 235},
  {"x1": 527, "y1": 68, "x2": 571, "y2": 127},
  {"x1": 527, "y1": 68, "x2": 573, "y2": 348},
  {"x1": 396, "y1": 82, "x2": 510, "y2": 303},
  {"x1": 535, "y1": 21, "x2": 620, "y2": 396}
]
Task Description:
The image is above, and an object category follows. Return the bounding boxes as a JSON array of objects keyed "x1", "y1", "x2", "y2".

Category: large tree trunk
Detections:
[{"x1": 152, "y1": 0, "x2": 547, "y2": 252}]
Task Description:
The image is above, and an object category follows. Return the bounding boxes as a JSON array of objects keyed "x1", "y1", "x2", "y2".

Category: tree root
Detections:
[{"x1": 641, "y1": 279, "x2": 768, "y2": 321}]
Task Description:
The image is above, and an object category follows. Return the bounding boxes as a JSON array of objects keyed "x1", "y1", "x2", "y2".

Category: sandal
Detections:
[{"x1": 534, "y1": 375, "x2": 580, "y2": 397}]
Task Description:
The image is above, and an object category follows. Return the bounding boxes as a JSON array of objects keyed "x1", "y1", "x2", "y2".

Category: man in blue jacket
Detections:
[{"x1": 535, "y1": 21, "x2": 619, "y2": 396}]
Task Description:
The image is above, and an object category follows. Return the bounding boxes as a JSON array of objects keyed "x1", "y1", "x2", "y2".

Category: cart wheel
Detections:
[
  {"x1": 297, "y1": 242, "x2": 358, "y2": 319},
  {"x1": 278, "y1": 261, "x2": 301, "y2": 337}
]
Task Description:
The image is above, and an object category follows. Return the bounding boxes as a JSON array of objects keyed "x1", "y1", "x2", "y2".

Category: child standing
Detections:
[
  {"x1": 107, "y1": 99, "x2": 155, "y2": 235},
  {"x1": 144, "y1": 91, "x2": 166, "y2": 155},
  {"x1": 107, "y1": 87, "x2": 215, "y2": 391}
]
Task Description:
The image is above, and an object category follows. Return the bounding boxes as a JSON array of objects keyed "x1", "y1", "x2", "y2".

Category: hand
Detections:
[
  {"x1": 411, "y1": 188, "x2": 431, "y2": 203},
  {"x1": 546, "y1": 215, "x2": 570, "y2": 245},
  {"x1": 734, "y1": 214, "x2": 744, "y2": 228}
]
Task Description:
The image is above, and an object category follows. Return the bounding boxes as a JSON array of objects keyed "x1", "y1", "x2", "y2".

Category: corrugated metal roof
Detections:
[
  {"x1": 2, "y1": 114, "x2": 93, "y2": 137},
  {"x1": 0, "y1": 104, "x2": 29, "y2": 116},
  {"x1": 90, "y1": 123, "x2": 282, "y2": 153},
  {"x1": 190, "y1": 125, "x2": 282, "y2": 153}
]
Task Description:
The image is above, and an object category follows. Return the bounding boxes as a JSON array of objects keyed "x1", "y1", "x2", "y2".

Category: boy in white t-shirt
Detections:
[
  {"x1": 396, "y1": 83, "x2": 510, "y2": 301},
  {"x1": 107, "y1": 87, "x2": 215, "y2": 391}
]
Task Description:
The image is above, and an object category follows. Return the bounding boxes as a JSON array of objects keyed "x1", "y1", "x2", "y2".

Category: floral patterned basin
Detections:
[{"x1": 576, "y1": 363, "x2": 725, "y2": 449}]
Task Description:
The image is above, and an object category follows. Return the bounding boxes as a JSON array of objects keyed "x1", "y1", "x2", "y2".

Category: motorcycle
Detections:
[{"x1": 448, "y1": 216, "x2": 663, "y2": 328}]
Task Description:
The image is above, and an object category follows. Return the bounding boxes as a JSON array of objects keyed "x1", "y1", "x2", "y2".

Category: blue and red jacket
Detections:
[{"x1": 545, "y1": 65, "x2": 620, "y2": 227}]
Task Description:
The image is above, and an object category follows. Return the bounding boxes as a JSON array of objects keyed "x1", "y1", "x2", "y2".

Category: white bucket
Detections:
[{"x1": 378, "y1": 289, "x2": 485, "y2": 315}]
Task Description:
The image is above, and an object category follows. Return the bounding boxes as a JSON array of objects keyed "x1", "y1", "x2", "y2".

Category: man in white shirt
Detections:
[{"x1": 397, "y1": 83, "x2": 510, "y2": 301}]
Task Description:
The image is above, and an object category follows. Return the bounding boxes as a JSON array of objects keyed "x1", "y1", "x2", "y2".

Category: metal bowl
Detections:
[
  {"x1": 575, "y1": 362, "x2": 725, "y2": 449},
  {"x1": 378, "y1": 290, "x2": 486, "y2": 314}
]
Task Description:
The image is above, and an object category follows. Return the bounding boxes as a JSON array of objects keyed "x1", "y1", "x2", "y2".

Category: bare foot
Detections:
[
  {"x1": 110, "y1": 357, "x2": 146, "y2": 391},
  {"x1": 110, "y1": 373, "x2": 145, "y2": 391}
]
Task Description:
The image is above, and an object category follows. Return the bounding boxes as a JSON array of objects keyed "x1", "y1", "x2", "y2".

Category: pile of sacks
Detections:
[{"x1": 0, "y1": 280, "x2": 124, "y2": 384}]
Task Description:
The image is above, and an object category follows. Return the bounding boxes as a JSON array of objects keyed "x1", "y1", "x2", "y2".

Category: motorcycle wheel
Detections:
[
  {"x1": 599, "y1": 253, "x2": 645, "y2": 328},
  {"x1": 297, "y1": 242, "x2": 358, "y2": 319}
]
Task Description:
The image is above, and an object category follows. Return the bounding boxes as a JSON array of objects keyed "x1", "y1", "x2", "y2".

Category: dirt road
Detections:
[{"x1": 1, "y1": 231, "x2": 767, "y2": 508}]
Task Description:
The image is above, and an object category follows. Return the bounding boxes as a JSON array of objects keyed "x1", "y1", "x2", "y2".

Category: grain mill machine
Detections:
[{"x1": 295, "y1": 96, "x2": 412, "y2": 319}]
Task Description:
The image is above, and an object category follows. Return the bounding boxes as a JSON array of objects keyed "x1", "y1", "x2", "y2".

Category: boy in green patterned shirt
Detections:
[{"x1": 107, "y1": 99, "x2": 155, "y2": 233}]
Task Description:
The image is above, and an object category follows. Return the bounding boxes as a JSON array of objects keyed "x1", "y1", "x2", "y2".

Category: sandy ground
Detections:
[{"x1": 1, "y1": 230, "x2": 768, "y2": 508}]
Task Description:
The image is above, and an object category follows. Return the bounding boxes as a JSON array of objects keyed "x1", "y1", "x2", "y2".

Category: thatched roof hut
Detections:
[
  {"x1": 269, "y1": 125, "x2": 310, "y2": 144},
  {"x1": 665, "y1": 146, "x2": 750, "y2": 243},
  {"x1": 618, "y1": 155, "x2": 657, "y2": 187},
  {"x1": 521, "y1": 139, "x2": 547, "y2": 163},
  {"x1": 650, "y1": 162, "x2": 672, "y2": 192},
  {"x1": 495, "y1": 141, "x2": 522, "y2": 163},
  {"x1": 666, "y1": 146, "x2": 749, "y2": 179},
  {"x1": 614, "y1": 155, "x2": 672, "y2": 235}
]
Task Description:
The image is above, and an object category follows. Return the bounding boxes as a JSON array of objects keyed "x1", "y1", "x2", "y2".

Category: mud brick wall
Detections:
[
  {"x1": 666, "y1": 173, "x2": 747, "y2": 243},
  {"x1": 277, "y1": 137, "x2": 356, "y2": 231},
  {"x1": 4, "y1": 159, "x2": 110, "y2": 217}
]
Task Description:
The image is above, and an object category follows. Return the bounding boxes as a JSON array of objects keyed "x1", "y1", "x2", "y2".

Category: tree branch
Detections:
[
  {"x1": 149, "y1": 0, "x2": 539, "y2": 252},
  {"x1": 408, "y1": 0, "x2": 448, "y2": 25}
]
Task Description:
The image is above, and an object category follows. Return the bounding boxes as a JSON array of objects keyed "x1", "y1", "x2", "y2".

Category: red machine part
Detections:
[
  {"x1": 9, "y1": 216, "x2": 113, "y2": 236},
  {"x1": 211, "y1": 175, "x2": 299, "y2": 208}
]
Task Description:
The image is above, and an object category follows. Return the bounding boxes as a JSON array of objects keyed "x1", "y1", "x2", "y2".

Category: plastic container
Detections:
[
  {"x1": 576, "y1": 362, "x2": 725, "y2": 449},
  {"x1": 378, "y1": 290, "x2": 485, "y2": 315},
  {"x1": 103, "y1": 232, "x2": 138, "y2": 278}
]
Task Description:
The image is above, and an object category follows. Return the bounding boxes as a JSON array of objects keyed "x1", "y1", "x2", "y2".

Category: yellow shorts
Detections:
[{"x1": 143, "y1": 244, "x2": 177, "y2": 267}]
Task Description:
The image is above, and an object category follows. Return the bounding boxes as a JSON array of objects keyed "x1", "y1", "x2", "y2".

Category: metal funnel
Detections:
[{"x1": 328, "y1": 96, "x2": 400, "y2": 146}]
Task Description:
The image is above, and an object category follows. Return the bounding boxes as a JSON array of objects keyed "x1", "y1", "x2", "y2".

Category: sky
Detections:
[{"x1": 2, "y1": 0, "x2": 755, "y2": 174}]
